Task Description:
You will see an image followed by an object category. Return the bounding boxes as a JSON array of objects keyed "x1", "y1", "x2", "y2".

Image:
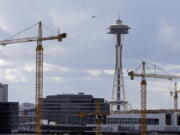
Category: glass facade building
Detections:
[
  {"x1": 0, "y1": 102, "x2": 19, "y2": 133},
  {"x1": 0, "y1": 83, "x2": 8, "y2": 102},
  {"x1": 42, "y1": 93, "x2": 110, "y2": 125}
]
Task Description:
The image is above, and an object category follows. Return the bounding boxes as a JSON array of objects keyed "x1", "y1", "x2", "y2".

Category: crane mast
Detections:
[
  {"x1": 68, "y1": 101, "x2": 109, "y2": 135},
  {"x1": 128, "y1": 61, "x2": 180, "y2": 135},
  {"x1": 174, "y1": 83, "x2": 178, "y2": 110},
  {"x1": 0, "y1": 22, "x2": 66, "y2": 135},
  {"x1": 141, "y1": 62, "x2": 147, "y2": 135},
  {"x1": 170, "y1": 82, "x2": 180, "y2": 110},
  {"x1": 96, "y1": 101, "x2": 102, "y2": 135},
  {"x1": 35, "y1": 22, "x2": 43, "y2": 135}
]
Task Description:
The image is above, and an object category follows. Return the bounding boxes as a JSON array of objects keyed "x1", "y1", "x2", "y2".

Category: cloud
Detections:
[
  {"x1": 0, "y1": 59, "x2": 11, "y2": 66},
  {"x1": 48, "y1": 7, "x2": 92, "y2": 30},
  {"x1": 165, "y1": 64, "x2": 180, "y2": 73},
  {"x1": 103, "y1": 69, "x2": 114, "y2": 75},
  {"x1": 158, "y1": 20, "x2": 180, "y2": 50},
  {"x1": 0, "y1": 12, "x2": 10, "y2": 31},
  {"x1": 87, "y1": 70, "x2": 102, "y2": 77},
  {"x1": 87, "y1": 69, "x2": 114, "y2": 77},
  {"x1": 44, "y1": 62, "x2": 69, "y2": 72},
  {"x1": 86, "y1": 69, "x2": 130, "y2": 77},
  {"x1": 48, "y1": 76, "x2": 63, "y2": 83},
  {"x1": 148, "y1": 62, "x2": 180, "y2": 76},
  {"x1": 0, "y1": 60, "x2": 70, "y2": 83},
  {"x1": 3, "y1": 68, "x2": 27, "y2": 82},
  {"x1": 0, "y1": 20, "x2": 9, "y2": 31},
  {"x1": 22, "y1": 63, "x2": 35, "y2": 72},
  {"x1": 21, "y1": 62, "x2": 70, "y2": 73}
]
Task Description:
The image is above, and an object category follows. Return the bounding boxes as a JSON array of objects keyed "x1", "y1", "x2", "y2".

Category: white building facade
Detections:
[{"x1": 101, "y1": 112, "x2": 180, "y2": 132}]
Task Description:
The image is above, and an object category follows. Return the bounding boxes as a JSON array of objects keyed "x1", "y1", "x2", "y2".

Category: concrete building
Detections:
[
  {"x1": 100, "y1": 111, "x2": 180, "y2": 133},
  {"x1": 0, "y1": 102, "x2": 19, "y2": 133},
  {"x1": 42, "y1": 92, "x2": 110, "y2": 125},
  {"x1": 0, "y1": 83, "x2": 8, "y2": 102},
  {"x1": 19, "y1": 102, "x2": 35, "y2": 112}
]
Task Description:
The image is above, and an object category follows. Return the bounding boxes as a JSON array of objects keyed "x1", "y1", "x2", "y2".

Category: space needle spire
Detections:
[{"x1": 108, "y1": 19, "x2": 130, "y2": 111}]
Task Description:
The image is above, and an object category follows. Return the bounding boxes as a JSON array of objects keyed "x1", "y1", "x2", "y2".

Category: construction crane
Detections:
[
  {"x1": 81, "y1": 101, "x2": 108, "y2": 135},
  {"x1": 69, "y1": 101, "x2": 109, "y2": 135},
  {"x1": 128, "y1": 61, "x2": 180, "y2": 135},
  {"x1": 95, "y1": 101, "x2": 103, "y2": 135},
  {"x1": 0, "y1": 22, "x2": 66, "y2": 135},
  {"x1": 170, "y1": 82, "x2": 180, "y2": 110}
]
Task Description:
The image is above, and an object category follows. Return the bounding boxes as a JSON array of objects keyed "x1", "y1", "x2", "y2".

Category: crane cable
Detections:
[
  {"x1": 146, "y1": 62, "x2": 171, "y2": 76},
  {"x1": 5, "y1": 23, "x2": 39, "y2": 40},
  {"x1": 0, "y1": 22, "x2": 58, "y2": 83},
  {"x1": 42, "y1": 23, "x2": 57, "y2": 34},
  {"x1": 4, "y1": 22, "x2": 59, "y2": 41}
]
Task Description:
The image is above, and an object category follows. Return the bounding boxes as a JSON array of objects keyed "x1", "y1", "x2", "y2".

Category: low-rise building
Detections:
[{"x1": 42, "y1": 92, "x2": 110, "y2": 125}]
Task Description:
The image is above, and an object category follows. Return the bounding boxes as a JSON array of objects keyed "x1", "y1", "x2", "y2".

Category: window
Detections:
[
  {"x1": 108, "y1": 118, "x2": 159, "y2": 125},
  {"x1": 166, "y1": 113, "x2": 172, "y2": 125}
]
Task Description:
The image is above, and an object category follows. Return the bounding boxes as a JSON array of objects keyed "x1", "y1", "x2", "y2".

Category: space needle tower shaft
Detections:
[{"x1": 108, "y1": 19, "x2": 130, "y2": 111}]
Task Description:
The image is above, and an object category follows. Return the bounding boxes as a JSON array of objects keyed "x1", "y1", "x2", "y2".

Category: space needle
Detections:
[{"x1": 108, "y1": 19, "x2": 130, "y2": 111}]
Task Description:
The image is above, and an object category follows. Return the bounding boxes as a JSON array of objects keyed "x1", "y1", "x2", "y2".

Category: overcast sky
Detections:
[{"x1": 0, "y1": 0, "x2": 180, "y2": 109}]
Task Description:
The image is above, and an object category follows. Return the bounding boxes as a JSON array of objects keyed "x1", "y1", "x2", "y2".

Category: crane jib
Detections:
[
  {"x1": 0, "y1": 33, "x2": 67, "y2": 46},
  {"x1": 128, "y1": 71, "x2": 180, "y2": 80}
]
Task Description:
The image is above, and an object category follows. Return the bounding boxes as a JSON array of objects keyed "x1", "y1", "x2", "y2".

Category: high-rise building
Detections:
[{"x1": 0, "y1": 83, "x2": 8, "y2": 102}]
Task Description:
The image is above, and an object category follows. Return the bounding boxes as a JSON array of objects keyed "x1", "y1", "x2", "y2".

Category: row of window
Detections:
[{"x1": 107, "y1": 118, "x2": 159, "y2": 125}]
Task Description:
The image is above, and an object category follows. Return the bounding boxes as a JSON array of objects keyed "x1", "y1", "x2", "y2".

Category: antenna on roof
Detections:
[{"x1": 118, "y1": 10, "x2": 121, "y2": 20}]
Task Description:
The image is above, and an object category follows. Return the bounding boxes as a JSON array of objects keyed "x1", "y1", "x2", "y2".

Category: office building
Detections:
[
  {"x1": 0, "y1": 102, "x2": 19, "y2": 133},
  {"x1": 0, "y1": 83, "x2": 8, "y2": 102},
  {"x1": 42, "y1": 92, "x2": 110, "y2": 125}
]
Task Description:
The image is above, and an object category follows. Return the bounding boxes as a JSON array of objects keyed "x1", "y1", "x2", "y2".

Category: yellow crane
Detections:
[
  {"x1": 128, "y1": 61, "x2": 180, "y2": 135},
  {"x1": 0, "y1": 21, "x2": 66, "y2": 135},
  {"x1": 70, "y1": 101, "x2": 109, "y2": 135},
  {"x1": 170, "y1": 82, "x2": 180, "y2": 110},
  {"x1": 95, "y1": 101, "x2": 102, "y2": 135}
]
